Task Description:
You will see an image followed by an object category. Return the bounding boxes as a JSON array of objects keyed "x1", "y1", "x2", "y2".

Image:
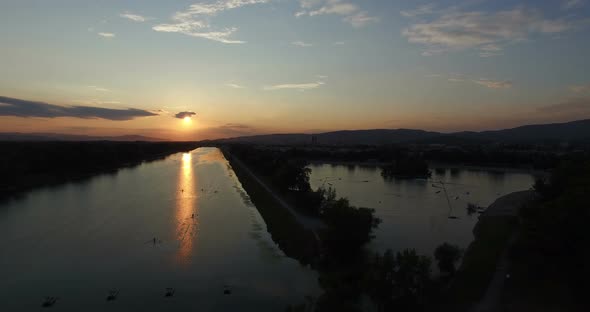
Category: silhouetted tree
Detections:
[{"x1": 434, "y1": 242, "x2": 462, "y2": 276}]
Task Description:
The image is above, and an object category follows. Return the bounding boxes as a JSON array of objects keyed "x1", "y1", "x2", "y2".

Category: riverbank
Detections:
[
  {"x1": 309, "y1": 159, "x2": 546, "y2": 175},
  {"x1": 221, "y1": 148, "x2": 320, "y2": 265},
  {"x1": 0, "y1": 141, "x2": 201, "y2": 202},
  {"x1": 439, "y1": 190, "x2": 536, "y2": 311}
]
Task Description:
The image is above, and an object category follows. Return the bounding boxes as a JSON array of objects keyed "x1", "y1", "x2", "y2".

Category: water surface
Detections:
[
  {"x1": 0, "y1": 148, "x2": 318, "y2": 311},
  {"x1": 308, "y1": 164, "x2": 535, "y2": 258}
]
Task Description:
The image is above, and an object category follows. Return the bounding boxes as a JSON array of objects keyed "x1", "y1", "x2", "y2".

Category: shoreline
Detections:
[
  {"x1": 442, "y1": 190, "x2": 536, "y2": 311},
  {"x1": 308, "y1": 159, "x2": 546, "y2": 175},
  {"x1": 221, "y1": 147, "x2": 320, "y2": 265},
  {"x1": 0, "y1": 142, "x2": 201, "y2": 202}
]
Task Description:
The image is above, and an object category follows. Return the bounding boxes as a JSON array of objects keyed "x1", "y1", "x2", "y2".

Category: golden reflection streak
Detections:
[{"x1": 175, "y1": 152, "x2": 198, "y2": 264}]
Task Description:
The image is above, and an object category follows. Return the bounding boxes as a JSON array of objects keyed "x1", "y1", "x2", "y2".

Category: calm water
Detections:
[
  {"x1": 0, "y1": 148, "x2": 319, "y2": 311},
  {"x1": 308, "y1": 164, "x2": 536, "y2": 258}
]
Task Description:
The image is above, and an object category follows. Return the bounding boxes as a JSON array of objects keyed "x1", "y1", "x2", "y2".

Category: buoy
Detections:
[
  {"x1": 106, "y1": 289, "x2": 119, "y2": 301},
  {"x1": 165, "y1": 288, "x2": 175, "y2": 297},
  {"x1": 42, "y1": 297, "x2": 57, "y2": 308}
]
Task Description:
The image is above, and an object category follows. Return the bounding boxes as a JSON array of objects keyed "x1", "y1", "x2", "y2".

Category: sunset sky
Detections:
[{"x1": 1, "y1": 0, "x2": 590, "y2": 140}]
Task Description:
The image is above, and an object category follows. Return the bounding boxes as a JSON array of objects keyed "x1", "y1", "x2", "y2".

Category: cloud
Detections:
[
  {"x1": 562, "y1": 0, "x2": 585, "y2": 10},
  {"x1": 570, "y1": 84, "x2": 590, "y2": 93},
  {"x1": 120, "y1": 13, "x2": 148, "y2": 22},
  {"x1": 153, "y1": 0, "x2": 269, "y2": 43},
  {"x1": 400, "y1": 4, "x2": 435, "y2": 18},
  {"x1": 73, "y1": 99, "x2": 121, "y2": 105},
  {"x1": 291, "y1": 41, "x2": 313, "y2": 47},
  {"x1": 296, "y1": 0, "x2": 378, "y2": 27},
  {"x1": 536, "y1": 98, "x2": 590, "y2": 118},
  {"x1": 333, "y1": 41, "x2": 346, "y2": 45},
  {"x1": 264, "y1": 81, "x2": 325, "y2": 91},
  {"x1": 174, "y1": 111, "x2": 197, "y2": 119},
  {"x1": 98, "y1": 32, "x2": 115, "y2": 38},
  {"x1": 199, "y1": 122, "x2": 258, "y2": 139},
  {"x1": 474, "y1": 79, "x2": 512, "y2": 89},
  {"x1": 226, "y1": 83, "x2": 245, "y2": 89},
  {"x1": 402, "y1": 7, "x2": 574, "y2": 56},
  {"x1": 0, "y1": 96, "x2": 157, "y2": 120},
  {"x1": 432, "y1": 73, "x2": 513, "y2": 89},
  {"x1": 343, "y1": 11, "x2": 379, "y2": 27},
  {"x1": 88, "y1": 86, "x2": 111, "y2": 92}
]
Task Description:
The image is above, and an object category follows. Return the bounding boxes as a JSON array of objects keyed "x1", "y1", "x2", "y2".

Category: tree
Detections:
[
  {"x1": 365, "y1": 249, "x2": 432, "y2": 311},
  {"x1": 434, "y1": 242, "x2": 462, "y2": 276}
]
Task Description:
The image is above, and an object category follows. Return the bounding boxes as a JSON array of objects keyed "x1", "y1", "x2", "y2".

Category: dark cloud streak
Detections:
[
  {"x1": 175, "y1": 111, "x2": 197, "y2": 119},
  {"x1": 0, "y1": 96, "x2": 157, "y2": 120}
]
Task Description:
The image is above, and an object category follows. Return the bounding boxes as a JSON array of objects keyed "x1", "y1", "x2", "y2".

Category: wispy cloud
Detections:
[
  {"x1": 0, "y1": 96, "x2": 157, "y2": 120},
  {"x1": 400, "y1": 4, "x2": 435, "y2": 18},
  {"x1": 474, "y1": 79, "x2": 512, "y2": 89},
  {"x1": 537, "y1": 97, "x2": 590, "y2": 118},
  {"x1": 98, "y1": 32, "x2": 115, "y2": 38},
  {"x1": 120, "y1": 13, "x2": 149, "y2": 22},
  {"x1": 226, "y1": 83, "x2": 246, "y2": 89},
  {"x1": 562, "y1": 0, "x2": 585, "y2": 10},
  {"x1": 570, "y1": 84, "x2": 590, "y2": 93},
  {"x1": 432, "y1": 73, "x2": 513, "y2": 89},
  {"x1": 295, "y1": 0, "x2": 378, "y2": 27},
  {"x1": 73, "y1": 99, "x2": 121, "y2": 105},
  {"x1": 88, "y1": 86, "x2": 111, "y2": 92},
  {"x1": 291, "y1": 41, "x2": 313, "y2": 47},
  {"x1": 402, "y1": 7, "x2": 576, "y2": 57},
  {"x1": 153, "y1": 0, "x2": 270, "y2": 43},
  {"x1": 264, "y1": 81, "x2": 325, "y2": 91}
]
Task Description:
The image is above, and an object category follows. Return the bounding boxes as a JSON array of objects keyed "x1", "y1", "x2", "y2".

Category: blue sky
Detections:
[{"x1": 0, "y1": 0, "x2": 589, "y2": 139}]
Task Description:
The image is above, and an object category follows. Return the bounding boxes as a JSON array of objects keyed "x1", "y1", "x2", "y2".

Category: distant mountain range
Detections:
[
  {"x1": 3, "y1": 119, "x2": 590, "y2": 145},
  {"x1": 0, "y1": 132, "x2": 163, "y2": 142},
  {"x1": 218, "y1": 119, "x2": 590, "y2": 145}
]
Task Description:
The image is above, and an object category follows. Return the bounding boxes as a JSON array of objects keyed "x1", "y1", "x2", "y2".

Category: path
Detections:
[
  {"x1": 227, "y1": 153, "x2": 326, "y2": 237},
  {"x1": 471, "y1": 190, "x2": 536, "y2": 312}
]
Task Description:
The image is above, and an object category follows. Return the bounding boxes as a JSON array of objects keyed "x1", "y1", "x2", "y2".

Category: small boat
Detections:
[
  {"x1": 448, "y1": 216, "x2": 459, "y2": 219},
  {"x1": 106, "y1": 289, "x2": 119, "y2": 301},
  {"x1": 165, "y1": 288, "x2": 175, "y2": 297},
  {"x1": 223, "y1": 285, "x2": 232, "y2": 295},
  {"x1": 42, "y1": 297, "x2": 57, "y2": 307},
  {"x1": 435, "y1": 190, "x2": 441, "y2": 194}
]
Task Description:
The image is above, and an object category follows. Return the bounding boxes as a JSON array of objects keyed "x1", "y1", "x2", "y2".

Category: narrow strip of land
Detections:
[
  {"x1": 227, "y1": 152, "x2": 325, "y2": 234},
  {"x1": 470, "y1": 190, "x2": 535, "y2": 312}
]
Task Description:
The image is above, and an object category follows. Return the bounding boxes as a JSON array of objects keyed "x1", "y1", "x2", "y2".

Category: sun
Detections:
[{"x1": 183, "y1": 116, "x2": 192, "y2": 123}]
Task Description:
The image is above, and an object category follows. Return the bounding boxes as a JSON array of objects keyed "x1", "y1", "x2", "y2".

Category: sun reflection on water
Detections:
[{"x1": 175, "y1": 152, "x2": 198, "y2": 264}]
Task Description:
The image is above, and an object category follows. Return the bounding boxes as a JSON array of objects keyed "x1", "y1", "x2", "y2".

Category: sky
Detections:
[{"x1": 1, "y1": 0, "x2": 590, "y2": 140}]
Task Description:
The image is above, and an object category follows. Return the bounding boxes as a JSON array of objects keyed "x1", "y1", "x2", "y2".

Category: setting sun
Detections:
[{"x1": 183, "y1": 116, "x2": 192, "y2": 123}]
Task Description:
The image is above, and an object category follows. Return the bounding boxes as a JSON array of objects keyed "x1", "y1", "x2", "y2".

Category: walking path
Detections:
[
  {"x1": 228, "y1": 153, "x2": 325, "y2": 238},
  {"x1": 471, "y1": 190, "x2": 536, "y2": 312}
]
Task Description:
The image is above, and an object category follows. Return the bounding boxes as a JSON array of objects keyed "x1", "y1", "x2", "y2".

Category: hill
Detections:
[{"x1": 217, "y1": 119, "x2": 590, "y2": 146}]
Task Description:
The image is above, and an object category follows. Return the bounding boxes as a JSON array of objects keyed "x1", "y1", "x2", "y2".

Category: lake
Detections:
[
  {"x1": 308, "y1": 163, "x2": 536, "y2": 259},
  {"x1": 0, "y1": 148, "x2": 319, "y2": 311}
]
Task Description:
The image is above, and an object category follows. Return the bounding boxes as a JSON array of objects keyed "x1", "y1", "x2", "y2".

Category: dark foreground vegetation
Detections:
[
  {"x1": 226, "y1": 143, "x2": 590, "y2": 311},
  {"x1": 224, "y1": 144, "x2": 469, "y2": 311},
  {"x1": 0, "y1": 141, "x2": 200, "y2": 200},
  {"x1": 501, "y1": 158, "x2": 590, "y2": 311},
  {"x1": 227, "y1": 142, "x2": 579, "y2": 171}
]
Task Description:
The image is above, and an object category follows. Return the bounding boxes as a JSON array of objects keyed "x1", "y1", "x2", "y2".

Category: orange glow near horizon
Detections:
[{"x1": 175, "y1": 152, "x2": 197, "y2": 265}]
